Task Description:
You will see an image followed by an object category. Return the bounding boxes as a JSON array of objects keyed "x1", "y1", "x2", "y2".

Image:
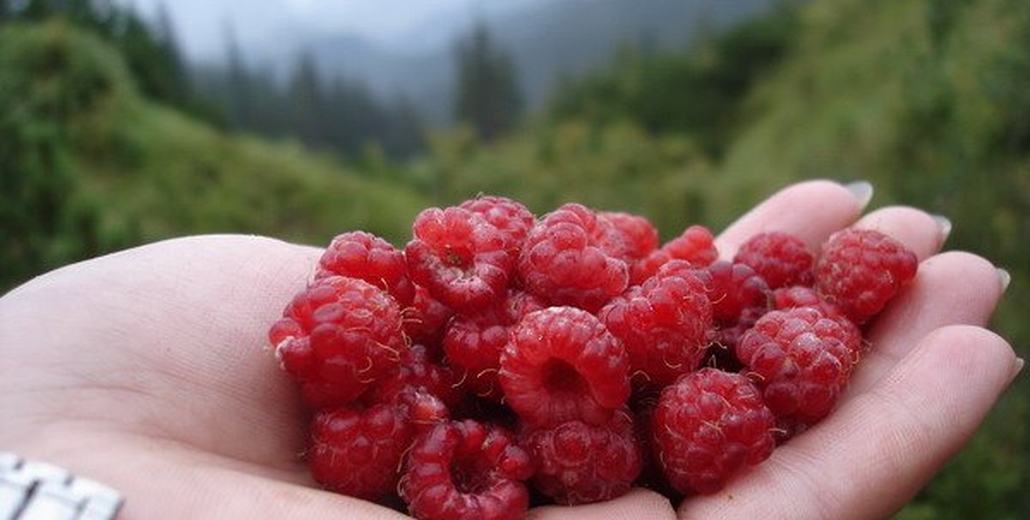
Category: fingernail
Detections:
[
  {"x1": 844, "y1": 181, "x2": 874, "y2": 209},
  {"x1": 1013, "y1": 358, "x2": 1024, "y2": 380},
  {"x1": 998, "y1": 268, "x2": 1011, "y2": 292},
  {"x1": 932, "y1": 214, "x2": 952, "y2": 244}
]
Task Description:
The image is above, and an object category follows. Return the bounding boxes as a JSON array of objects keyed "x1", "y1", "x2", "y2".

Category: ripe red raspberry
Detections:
[
  {"x1": 308, "y1": 402, "x2": 414, "y2": 501},
  {"x1": 518, "y1": 204, "x2": 629, "y2": 312},
  {"x1": 499, "y1": 307, "x2": 631, "y2": 427},
  {"x1": 598, "y1": 211, "x2": 660, "y2": 262},
  {"x1": 631, "y1": 225, "x2": 718, "y2": 284},
  {"x1": 815, "y1": 228, "x2": 918, "y2": 324},
  {"x1": 314, "y1": 231, "x2": 415, "y2": 306},
  {"x1": 405, "y1": 206, "x2": 514, "y2": 312},
  {"x1": 705, "y1": 260, "x2": 770, "y2": 324},
  {"x1": 772, "y1": 285, "x2": 842, "y2": 318},
  {"x1": 443, "y1": 290, "x2": 547, "y2": 400},
  {"x1": 651, "y1": 368, "x2": 776, "y2": 495},
  {"x1": 459, "y1": 195, "x2": 536, "y2": 253},
  {"x1": 521, "y1": 409, "x2": 643, "y2": 505},
  {"x1": 598, "y1": 267, "x2": 712, "y2": 388},
  {"x1": 400, "y1": 420, "x2": 533, "y2": 520},
  {"x1": 403, "y1": 285, "x2": 455, "y2": 349},
  {"x1": 733, "y1": 231, "x2": 814, "y2": 289},
  {"x1": 736, "y1": 306, "x2": 862, "y2": 424},
  {"x1": 269, "y1": 276, "x2": 407, "y2": 409},
  {"x1": 367, "y1": 343, "x2": 465, "y2": 412}
]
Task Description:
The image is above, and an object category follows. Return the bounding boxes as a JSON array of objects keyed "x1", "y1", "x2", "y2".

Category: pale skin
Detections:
[{"x1": 0, "y1": 180, "x2": 1020, "y2": 520}]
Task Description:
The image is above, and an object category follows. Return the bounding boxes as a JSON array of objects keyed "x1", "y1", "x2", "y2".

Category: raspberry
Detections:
[
  {"x1": 314, "y1": 231, "x2": 415, "y2": 306},
  {"x1": 815, "y1": 228, "x2": 919, "y2": 324},
  {"x1": 651, "y1": 368, "x2": 776, "y2": 495},
  {"x1": 400, "y1": 420, "x2": 533, "y2": 520},
  {"x1": 403, "y1": 285, "x2": 455, "y2": 348},
  {"x1": 459, "y1": 195, "x2": 536, "y2": 253},
  {"x1": 598, "y1": 267, "x2": 712, "y2": 388},
  {"x1": 367, "y1": 344, "x2": 466, "y2": 412},
  {"x1": 499, "y1": 307, "x2": 631, "y2": 427},
  {"x1": 443, "y1": 290, "x2": 547, "y2": 400},
  {"x1": 631, "y1": 225, "x2": 718, "y2": 284},
  {"x1": 598, "y1": 211, "x2": 660, "y2": 262},
  {"x1": 521, "y1": 409, "x2": 643, "y2": 505},
  {"x1": 518, "y1": 204, "x2": 629, "y2": 312},
  {"x1": 733, "y1": 231, "x2": 814, "y2": 289},
  {"x1": 772, "y1": 285, "x2": 841, "y2": 318},
  {"x1": 269, "y1": 276, "x2": 407, "y2": 409},
  {"x1": 308, "y1": 402, "x2": 414, "y2": 500},
  {"x1": 736, "y1": 306, "x2": 861, "y2": 424},
  {"x1": 405, "y1": 206, "x2": 514, "y2": 312},
  {"x1": 705, "y1": 260, "x2": 770, "y2": 324}
]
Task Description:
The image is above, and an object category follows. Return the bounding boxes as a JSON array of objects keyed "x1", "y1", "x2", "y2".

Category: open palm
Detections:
[{"x1": 0, "y1": 180, "x2": 1018, "y2": 520}]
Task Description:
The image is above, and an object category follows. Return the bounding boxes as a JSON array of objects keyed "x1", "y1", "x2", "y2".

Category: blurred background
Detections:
[{"x1": 0, "y1": 0, "x2": 1027, "y2": 517}]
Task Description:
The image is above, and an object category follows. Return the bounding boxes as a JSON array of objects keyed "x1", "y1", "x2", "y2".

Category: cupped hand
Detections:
[{"x1": 0, "y1": 180, "x2": 1018, "y2": 520}]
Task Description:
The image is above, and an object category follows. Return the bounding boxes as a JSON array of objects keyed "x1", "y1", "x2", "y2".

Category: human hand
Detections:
[{"x1": 0, "y1": 180, "x2": 1019, "y2": 520}]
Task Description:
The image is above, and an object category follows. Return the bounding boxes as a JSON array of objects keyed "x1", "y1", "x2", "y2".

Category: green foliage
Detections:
[
  {"x1": 547, "y1": 1, "x2": 801, "y2": 157},
  {"x1": 453, "y1": 22, "x2": 524, "y2": 141},
  {"x1": 0, "y1": 21, "x2": 429, "y2": 291}
]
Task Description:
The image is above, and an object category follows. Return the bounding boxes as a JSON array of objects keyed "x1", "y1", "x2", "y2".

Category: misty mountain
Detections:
[{"x1": 235, "y1": 0, "x2": 782, "y2": 124}]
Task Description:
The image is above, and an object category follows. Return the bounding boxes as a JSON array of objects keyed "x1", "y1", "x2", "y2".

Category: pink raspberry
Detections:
[
  {"x1": 269, "y1": 276, "x2": 407, "y2": 409},
  {"x1": 736, "y1": 306, "x2": 862, "y2": 424},
  {"x1": 443, "y1": 290, "x2": 547, "y2": 400},
  {"x1": 405, "y1": 206, "x2": 514, "y2": 312},
  {"x1": 367, "y1": 343, "x2": 466, "y2": 412},
  {"x1": 518, "y1": 204, "x2": 629, "y2": 312},
  {"x1": 400, "y1": 420, "x2": 533, "y2": 520},
  {"x1": 815, "y1": 228, "x2": 918, "y2": 324},
  {"x1": 598, "y1": 267, "x2": 712, "y2": 388},
  {"x1": 631, "y1": 225, "x2": 718, "y2": 284},
  {"x1": 772, "y1": 285, "x2": 842, "y2": 318},
  {"x1": 499, "y1": 307, "x2": 631, "y2": 427},
  {"x1": 459, "y1": 195, "x2": 536, "y2": 253},
  {"x1": 403, "y1": 285, "x2": 455, "y2": 349},
  {"x1": 733, "y1": 231, "x2": 815, "y2": 289},
  {"x1": 308, "y1": 402, "x2": 414, "y2": 500},
  {"x1": 521, "y1": 409, "x2": 643, "y2": 505},
  {"x1": 314, "y1": 231, "x2": 415, "y2": 306},
  {"x1": 598, "y1": 211, "x2": 660, "y2": 262},
  {"x1": 704, "y1": 260, "x2": 771, "y2": 351},
  {"x1": 651, "y1": 368, "x2": 776, "y2": 495}
]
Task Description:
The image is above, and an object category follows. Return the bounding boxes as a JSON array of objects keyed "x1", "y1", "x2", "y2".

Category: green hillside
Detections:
[{"x1": 1, "y1": 21, "x2": 429, "y2": 290}]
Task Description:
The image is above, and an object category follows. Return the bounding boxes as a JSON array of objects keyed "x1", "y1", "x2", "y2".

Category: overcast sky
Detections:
[{"x1": 115, "y1": 0, "x2": 541, "y2": 60}]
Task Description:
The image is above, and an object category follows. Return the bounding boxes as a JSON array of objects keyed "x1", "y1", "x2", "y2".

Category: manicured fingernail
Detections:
[
  {"x1": 998, "y1": 268, "x2": 1011, "y2": 292},
  {"x1": 932, "y1": 214, "x2": 952, "y2": 244},
  {"x1": 844, "y1": 181, "x2": 874, "y2": 209}
]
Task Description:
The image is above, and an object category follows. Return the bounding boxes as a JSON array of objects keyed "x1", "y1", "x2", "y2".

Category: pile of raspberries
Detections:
[{"x1": 267, "y1": 195, "x2": 918, "y2": 520}]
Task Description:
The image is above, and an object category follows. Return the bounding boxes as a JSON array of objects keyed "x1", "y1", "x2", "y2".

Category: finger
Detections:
[
  {"x1": 849, "y1": 205, "x2": 949, "y2": 261},
  {"x1": 677, "y1": 325, "x2": 1019, "y2": 520},
  {"x1": 850, "y1": 251, "x2": 1007, "y2": 395},
  {"x1": 524, "y1": 488, "x2": 676, "y2": 520},
  {"x1": 715, "y1": 180, "x2": 869, "y2": 259}
]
